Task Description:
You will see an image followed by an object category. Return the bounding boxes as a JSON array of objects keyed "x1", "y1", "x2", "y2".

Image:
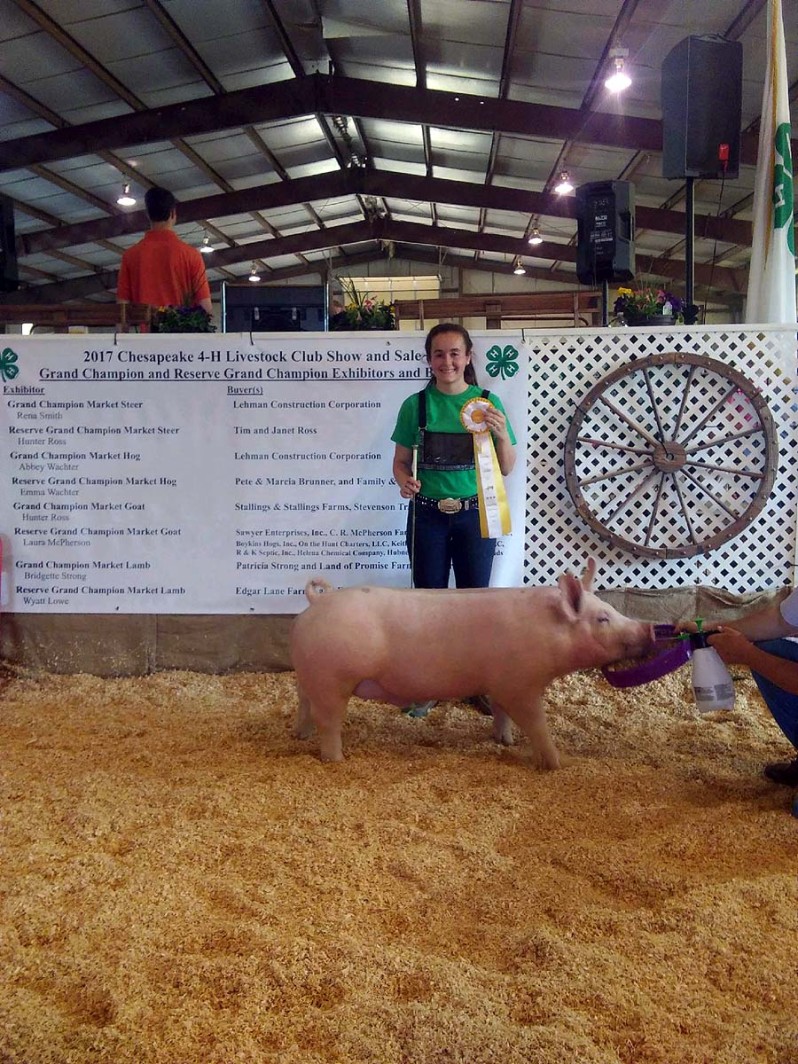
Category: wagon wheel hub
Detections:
[{"x1": 651, "y1": 440, "x2": 686, "y2": 472}]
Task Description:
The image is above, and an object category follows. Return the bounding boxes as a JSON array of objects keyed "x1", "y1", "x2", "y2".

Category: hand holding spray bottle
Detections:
[{"x1": 688, "y1": 618, "x2": 735, "y2": 712}]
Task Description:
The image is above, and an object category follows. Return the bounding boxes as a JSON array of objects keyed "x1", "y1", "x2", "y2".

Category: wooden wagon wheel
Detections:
[{"x1": 563, "y1": 352, "x2": 778, "y2": 558}]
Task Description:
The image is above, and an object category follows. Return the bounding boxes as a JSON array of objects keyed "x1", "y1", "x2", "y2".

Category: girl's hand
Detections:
[
  {"x1": 485, "y1": 407, "x2": 509, "y2": 441},
  {"x1": 399, "y1": 477, "x2": 421, "y2": 499}
]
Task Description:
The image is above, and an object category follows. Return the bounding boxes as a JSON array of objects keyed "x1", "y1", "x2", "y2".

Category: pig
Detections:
[{"x1": 290, "y1": 560, "x2": 654, "y2": 768}]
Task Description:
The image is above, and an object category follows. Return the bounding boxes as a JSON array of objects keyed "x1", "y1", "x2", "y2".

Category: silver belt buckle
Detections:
[{"x1": 437, "y1": 497, "x2": 462, "y2": 514}]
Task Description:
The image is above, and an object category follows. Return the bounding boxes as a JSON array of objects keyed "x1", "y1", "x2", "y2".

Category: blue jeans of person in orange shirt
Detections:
[
  {"x1": 750, "y1": 638, "x2": 798, "y2": 748},
  {"x1": 406, "y1": 503, "x2": 496, "y2": 588}
]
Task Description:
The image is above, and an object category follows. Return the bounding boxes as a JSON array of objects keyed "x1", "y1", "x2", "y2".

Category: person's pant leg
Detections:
[
  {"x1": 750, "y1": 638, "x2": 798, "y2": 748},
  {"x1": 406, "y1": 504, "x2": 451, "y2": 588},
  {"x1": 450, "y1": 508, "x2": 496, "y2": 588}
]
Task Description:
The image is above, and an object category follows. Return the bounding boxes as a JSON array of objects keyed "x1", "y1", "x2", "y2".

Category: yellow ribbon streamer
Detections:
[{"x1": 460, "y1": 398, "x2": 512, "y2": 538}]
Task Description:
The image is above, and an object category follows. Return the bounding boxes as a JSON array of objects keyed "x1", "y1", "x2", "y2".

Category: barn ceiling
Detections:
[{"x1": 0, "y1": 0, "x2": 796, "y2": 310}]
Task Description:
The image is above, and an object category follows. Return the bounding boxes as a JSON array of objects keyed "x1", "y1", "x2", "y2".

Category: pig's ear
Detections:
[
  {"x1": 580, "y1": 557, "x2": 596, "y2": 592},
  {"x1": 557, "y1": 572, "x2": 583, "y2": 622}
]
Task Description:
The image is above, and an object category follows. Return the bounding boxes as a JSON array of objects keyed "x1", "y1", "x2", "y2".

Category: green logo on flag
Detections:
[{"x1": 773, "y1": 122, "x2": 795, "y2": 255}]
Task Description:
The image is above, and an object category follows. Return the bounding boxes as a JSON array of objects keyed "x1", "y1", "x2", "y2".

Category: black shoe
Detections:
[
  {"x1": 401, "y1": 700, "x2": 437, "y2": 719},
  {"x1": 762, "y1": 756, "x2": 798, "y2": 786},
  {"x1": 466, "y1": 695, "x2": 493, "y2": 716}
]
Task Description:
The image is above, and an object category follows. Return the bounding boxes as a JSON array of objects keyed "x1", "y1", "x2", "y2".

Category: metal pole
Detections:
[
  {"x1": 685, "y1": 177, "x2": 695, "y2": 308},
  {"x1": 602, "y1": 278, "x2": 609, "y2": 326}
]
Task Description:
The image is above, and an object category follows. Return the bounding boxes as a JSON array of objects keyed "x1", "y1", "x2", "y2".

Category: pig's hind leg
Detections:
[
  {"x1": 294, "y1": 679, "x2": 314, "y2": 740},
  {"x1": 498, "y1": 694, "x2": 561, "y2": 770}
]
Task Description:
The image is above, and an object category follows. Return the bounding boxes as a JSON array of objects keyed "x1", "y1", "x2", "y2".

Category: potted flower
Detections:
[
  {"x1": 330, "y1": 278, "x2": 396, "y2": 330},
  {"x1": 150, "y1": 303, "x2": 216, "y2": 333},
  {"x1": 613, "y1": 286, "x2": 700, "y2": 326}
]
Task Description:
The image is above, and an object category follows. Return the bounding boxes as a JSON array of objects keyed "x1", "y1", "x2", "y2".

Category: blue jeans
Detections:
[
  {"x1": 406, "y1": 503, "x2": 496, "y2": 588},
  {"x1": 750, "y1": 639, "x2": 798, "y2": 749}
]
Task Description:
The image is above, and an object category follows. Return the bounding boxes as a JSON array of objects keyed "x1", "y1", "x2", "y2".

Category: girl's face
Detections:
[{"x1": 427, "y1": 331, "x2": 472, "y2": 391}]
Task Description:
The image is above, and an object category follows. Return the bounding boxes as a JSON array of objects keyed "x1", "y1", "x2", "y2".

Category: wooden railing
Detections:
[
  {"x1": 393, "y1": 290, "x2": 604, "y2": 328},
  {"x1": 0, "y1": 303, "x2": 151, "y2": 331}
]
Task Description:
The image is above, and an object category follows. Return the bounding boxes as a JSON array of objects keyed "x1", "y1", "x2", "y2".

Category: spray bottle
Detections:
[{"x1": 689, "y1": 618, "x2": 735, "y2": 713}]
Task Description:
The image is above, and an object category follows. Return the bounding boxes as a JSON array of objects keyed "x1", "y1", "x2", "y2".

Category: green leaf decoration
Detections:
[
  {"x1": 485, "y1": 344, "x2": 519, "y2": 380},
  {"x1": 0, "y1": 347, "x2": 19, "y2": 382}
]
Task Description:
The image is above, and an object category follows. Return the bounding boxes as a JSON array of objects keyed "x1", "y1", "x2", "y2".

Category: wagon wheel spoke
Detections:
[
  {"x1": 579, "y1": 459, "x2": 655, "y2": 486},
  {"x1": 671, "y1": 363, "x2": 697, "y2": 440},
  {"x1": 644, "y1": 474, "x2": 667, "y2": 547},
  {"x1": 686, "y1": 427, "x2": 764, "y2": 453},
  {"x1": 680, "y1": 468, "x2": 740, "y2": 521},
  {"x1": 606, "y1": 469, "x2": 661, "y2": 523},
  {"x1": 597, "y1": 395, "x2": 661, "y2": 448},
  {"x1": 672, "y1": 472, "x2": 698, "y2": 546},
  {"x1": 678, "y1": 383, "x2": 737, "y2": 447},
  {"x1": 685, "y1": 459, "x2": 765, "y2": 479},
  {"x1": 643, "y1": 367, "x2": 667, "y2": 441},
  {"x1": 577, "y1": 436, "x2": 651, "y2": 455}
]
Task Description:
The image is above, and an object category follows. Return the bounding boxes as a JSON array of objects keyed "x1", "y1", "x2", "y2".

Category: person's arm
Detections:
[
  {"x1": 705, "y1": 598, "x2": 798, "y2": 642},
  {"x1": 198, "y1": 295, "x2": 213, "y2": 315},
  {"x1": 393, "y1": 443, "x2": 421, "y2": 498},
  {"x1": 708, "y1": 626, "x2": 798, "y2": 696}
]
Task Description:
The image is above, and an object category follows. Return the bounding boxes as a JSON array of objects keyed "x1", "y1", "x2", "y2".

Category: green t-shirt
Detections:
[{"x1": 391, "y1": 384, "x2": 516, "y2": 500}]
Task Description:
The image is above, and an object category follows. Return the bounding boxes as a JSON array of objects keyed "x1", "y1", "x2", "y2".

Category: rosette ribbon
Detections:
[{"x1": 460, "y1": 397, "x2": 512, "y2": 538}]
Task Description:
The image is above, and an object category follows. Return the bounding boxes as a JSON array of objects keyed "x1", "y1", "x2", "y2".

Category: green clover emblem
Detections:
[
  {"x1": 485, "y1": 344, "x2": 519, "y2": 380},
  {"x1": 773, "y1": 122, "x2": 795, "y2": 255},
  {"x1": 0, "y1": 347, "x2": 19, "y2": 382}
]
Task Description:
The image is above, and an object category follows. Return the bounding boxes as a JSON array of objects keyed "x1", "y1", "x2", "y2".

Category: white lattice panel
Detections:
[{"x1": 524, "y1": 325, "x2": 798, "y2": 595}]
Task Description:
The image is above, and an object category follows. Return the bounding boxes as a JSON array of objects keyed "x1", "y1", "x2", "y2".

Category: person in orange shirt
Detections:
[{"x1": 117, "y1": 187, "x2": 212, "y2": 315}]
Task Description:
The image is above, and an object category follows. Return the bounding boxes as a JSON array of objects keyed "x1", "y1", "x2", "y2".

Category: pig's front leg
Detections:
[{"x1": 499, "y1": 695, "x2": 561, "y2": 770}]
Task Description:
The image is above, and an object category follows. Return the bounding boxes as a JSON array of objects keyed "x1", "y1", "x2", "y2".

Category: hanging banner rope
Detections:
[{"x1": 460, "y1": 397, "x2": 512, "y2": 538}]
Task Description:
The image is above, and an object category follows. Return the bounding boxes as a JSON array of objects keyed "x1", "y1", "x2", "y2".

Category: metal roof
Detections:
[{"x1": 0, "y1": 0, "x2": 795, "y2": 312}]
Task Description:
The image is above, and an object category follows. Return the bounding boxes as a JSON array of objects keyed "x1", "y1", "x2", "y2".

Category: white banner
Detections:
[{"x1": 0, "y1": 332, "x2": 527, "y2": 614}]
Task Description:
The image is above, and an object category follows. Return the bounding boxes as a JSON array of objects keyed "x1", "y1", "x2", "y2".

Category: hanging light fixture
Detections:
[
  {"x1": 553, "y1": 171, "x2": 574, "y2": 195},
  {"x1": 528, "y1": 226, "x2": 543, "y2": 246},
  {"x1": 200, "y1": 234, "x2": 213, "y2": 255},
  {"x1": 116, "y1": 183, "x2": 136, "y2": 207},
  {"x1": 513, "y1": 257, "x2": 526, "y2": 276},
  {"x1": 248, "y1": 262, "x2": 261, "y2": 283},
  {"x1": 605, "y1": 48, "x2": 631, "y2": 93}
]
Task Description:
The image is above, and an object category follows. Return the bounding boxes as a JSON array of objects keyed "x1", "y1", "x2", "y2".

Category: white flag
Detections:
[{"x1": 745, "y1": 0, "x2": 796, "y2": 324}]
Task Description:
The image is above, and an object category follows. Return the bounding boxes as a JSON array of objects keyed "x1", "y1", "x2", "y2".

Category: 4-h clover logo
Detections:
[
  {"x1": 0, "y1": 347, "x2": 19, "y2": 382},
  {"x1": 484, "y1": 344, "x2": 519, "y2": 380}
]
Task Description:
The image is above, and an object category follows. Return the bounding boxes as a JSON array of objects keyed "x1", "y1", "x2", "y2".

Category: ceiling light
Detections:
[
  {"x1": 605, "y1": 55, "x2": 632, "y2": 93},
  {"x1": 116, "y1": 183, "x2": 136, "y2": 207},
  {"x1": 553, "y1": 171, "x2": 574, "y2": 195},
  {"x1": 200, "y1": 234, "x2": 213, "y2": 255},
  {"x1": 248, "y1": 263, "x2": 261, "y2": 283},
  {"x1": 528, "y1": 227, "x2": 543, "y2": 246},
  {"x1": 513, "y1": 258, "x2": 526, "y2": 276}
]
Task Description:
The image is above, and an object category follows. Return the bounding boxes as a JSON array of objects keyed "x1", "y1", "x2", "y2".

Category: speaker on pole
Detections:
[
  {"x1": 575, "y1": 180, "x2": 635, "y2": 286},
  {"x1": 661, "y1": 36, "x2": 742, "y2": 180},
  {"x1": 0, "y1": 194, "x2": 18, "y2": 293}
]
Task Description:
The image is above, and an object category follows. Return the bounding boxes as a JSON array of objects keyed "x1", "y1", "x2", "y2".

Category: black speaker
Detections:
[
  {"x1": 0, "y1": 194, "x2": 18, "y2": 293},
  {"x1": 575, "y1": 181, "x2": 635, "y2": 286},
  {"x1": 661, "y1": 36, "x2": 742, "y2": 180}
]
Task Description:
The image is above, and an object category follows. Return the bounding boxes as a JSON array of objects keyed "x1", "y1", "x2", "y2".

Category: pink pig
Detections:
[{"x1": 290, "y1": 560, "x2": 654, "y2": 768}]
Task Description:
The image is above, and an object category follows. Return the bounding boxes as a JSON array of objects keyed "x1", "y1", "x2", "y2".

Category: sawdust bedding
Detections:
[{"x1": 1, "y1": 663, "x2": 797, "y2": 1064}]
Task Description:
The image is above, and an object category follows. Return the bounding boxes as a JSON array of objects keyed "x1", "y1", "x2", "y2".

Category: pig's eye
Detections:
[{"x1": 596, "y1": 614, "x2": 610, "y2": 624}]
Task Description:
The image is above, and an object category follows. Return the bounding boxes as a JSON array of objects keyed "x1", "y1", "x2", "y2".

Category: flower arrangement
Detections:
[
  {"x1": 150, "y1": 304, "x2": 216, "y2": 333},
  {"x1": 330, "y1": 278, "x2": 396, "y2": 330},
  {"x1": 613, "y1": 286, "x2": 685, "y2": 325}
]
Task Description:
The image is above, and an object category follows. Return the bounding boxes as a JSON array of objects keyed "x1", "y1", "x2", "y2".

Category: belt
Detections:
[{"x1": 415, "y1": 494, "x2": 480, "y2": 514}]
